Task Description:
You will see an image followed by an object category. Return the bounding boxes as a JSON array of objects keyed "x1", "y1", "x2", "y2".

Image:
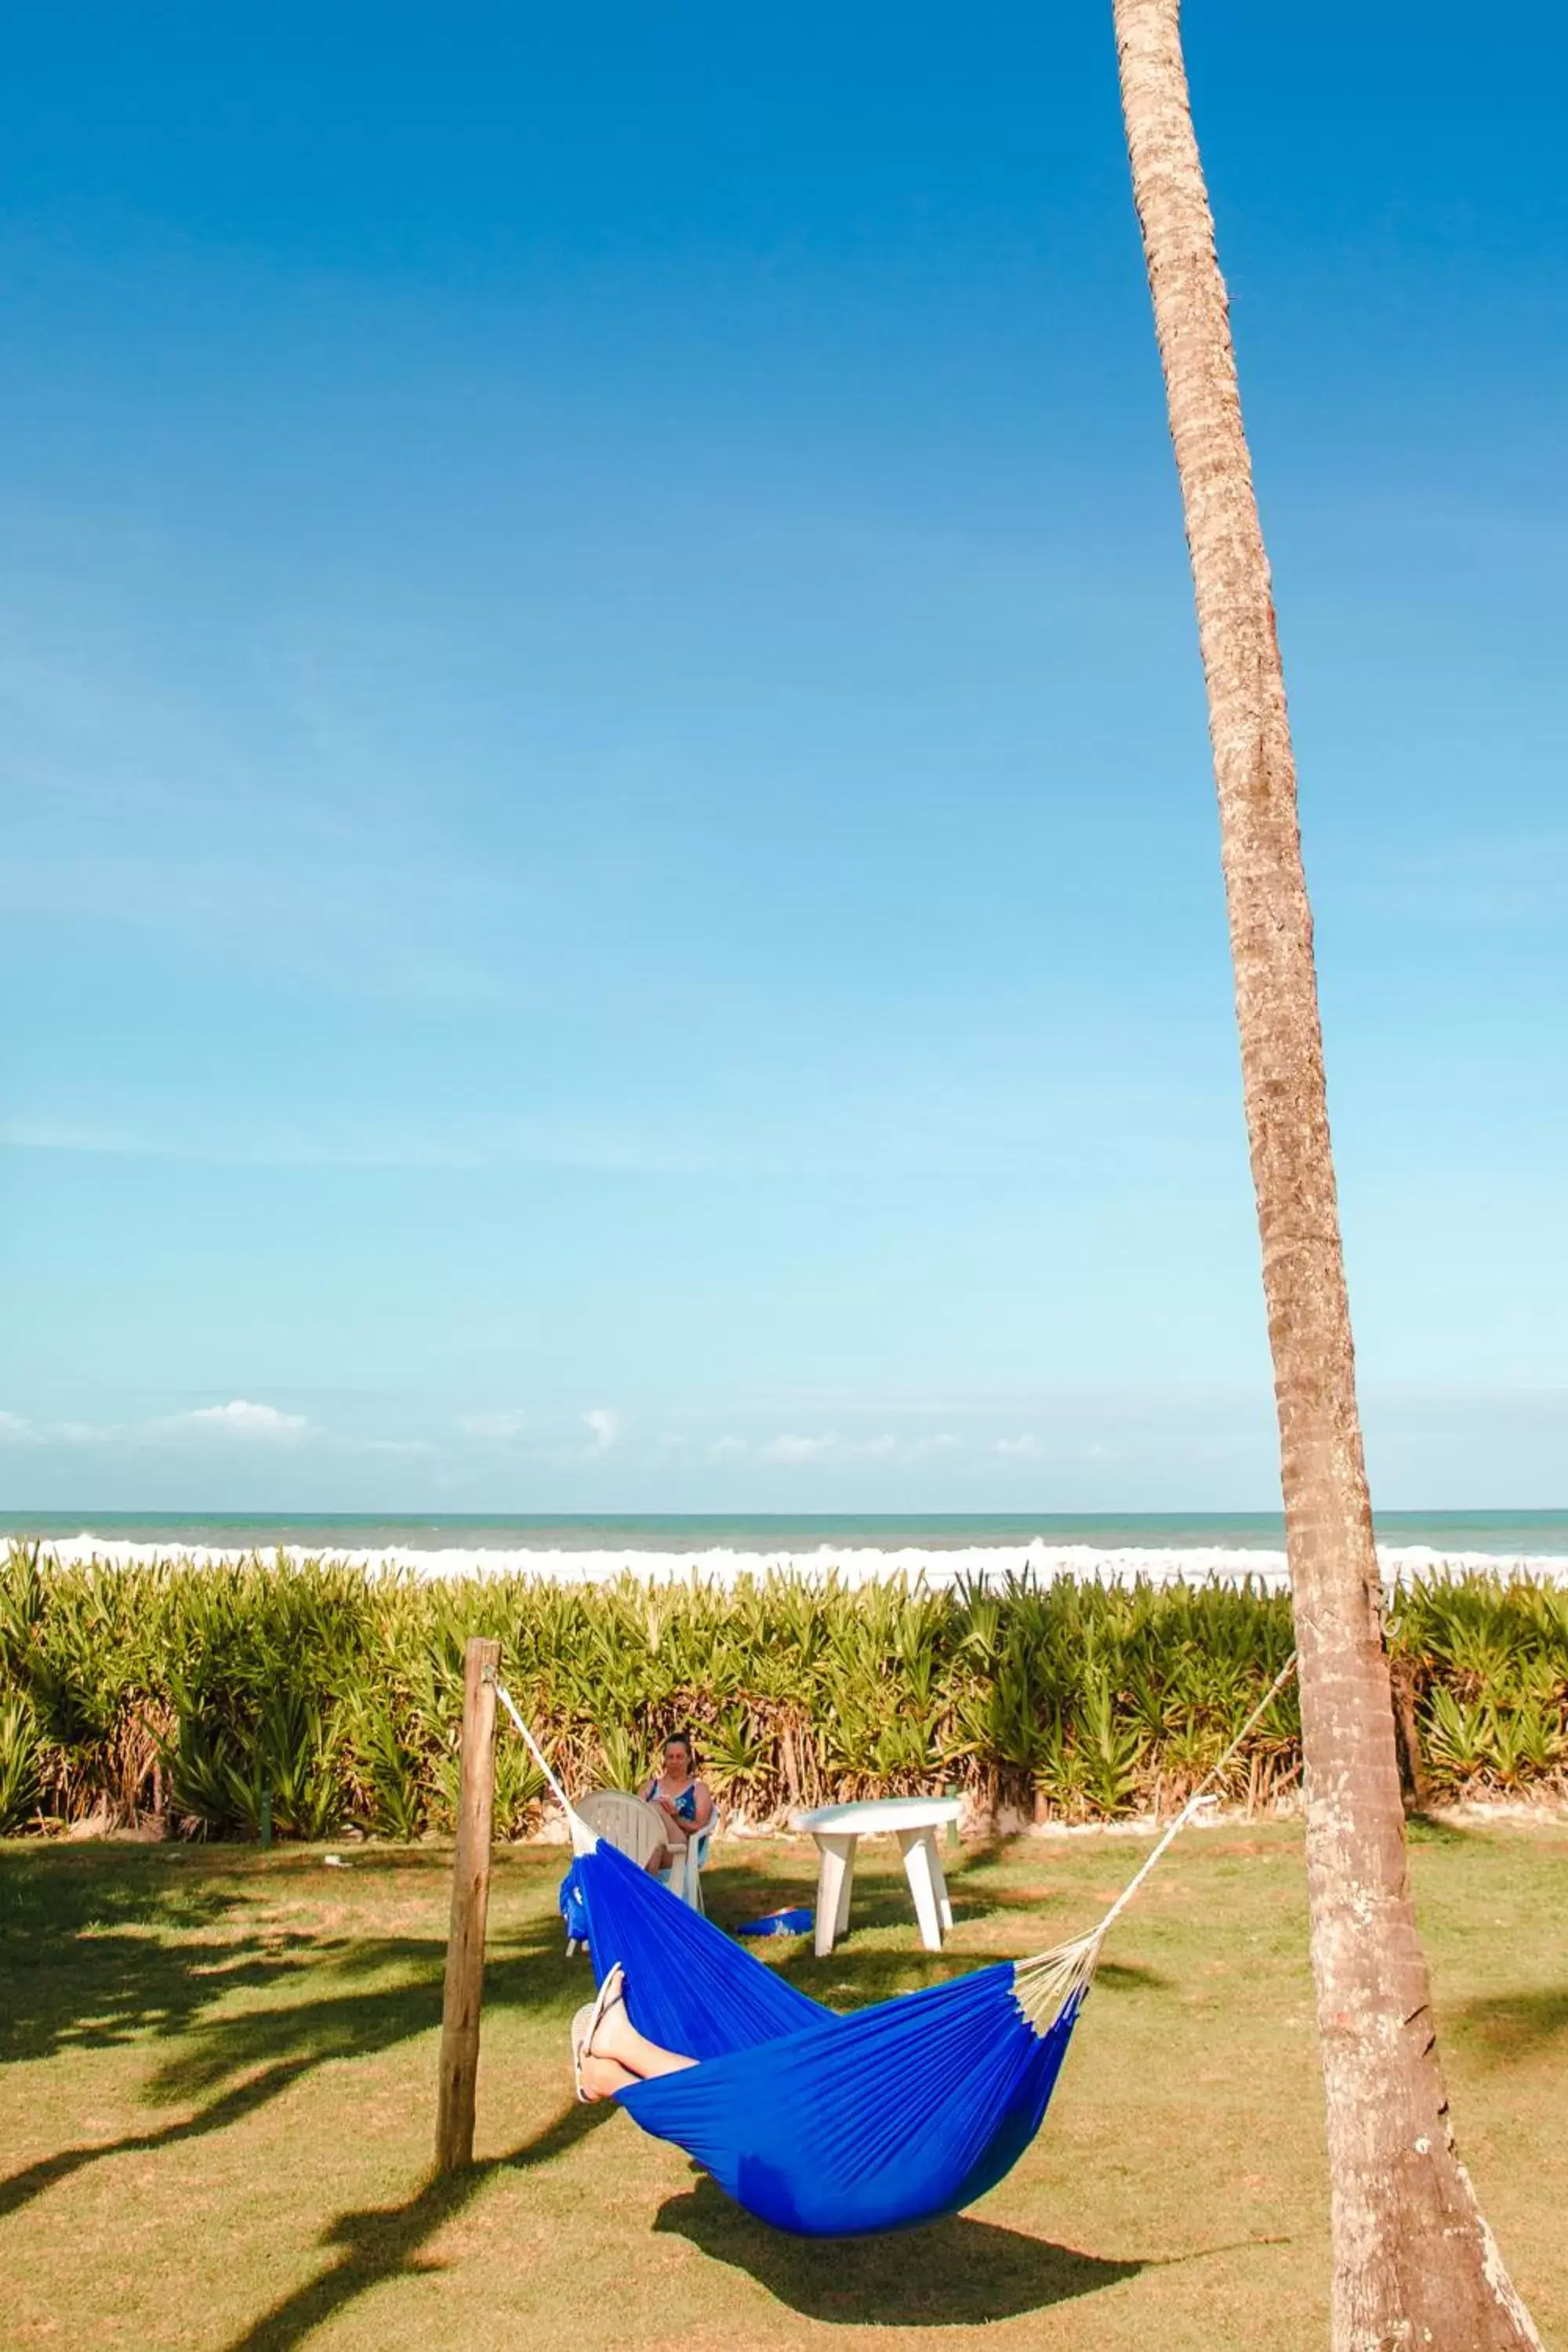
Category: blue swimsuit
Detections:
[{"x1": 646, "y1": 1778, "x2": 699, "y2": 1824}]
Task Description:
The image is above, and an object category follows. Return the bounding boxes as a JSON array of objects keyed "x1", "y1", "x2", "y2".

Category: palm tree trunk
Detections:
[{"x1": 1109, "y1": 5, "x2": 1540, "y2": 2345}]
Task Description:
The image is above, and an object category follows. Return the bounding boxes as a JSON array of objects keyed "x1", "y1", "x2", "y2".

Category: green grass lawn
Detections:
[{"x1": 2, "y1": 1818, "x2": 1564, "y2": 2350}]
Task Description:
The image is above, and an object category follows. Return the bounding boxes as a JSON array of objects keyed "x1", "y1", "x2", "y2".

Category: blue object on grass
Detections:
[
  {"x1": 736, "y1": 1906, "x2": 815, "y2": 1938},
  {"x1": 568, "y1": 1837, "x2": 1088, "y2": 2238},
  {"x1": 558, "y1": 1860, "x2": 590, "y2": 1945}
]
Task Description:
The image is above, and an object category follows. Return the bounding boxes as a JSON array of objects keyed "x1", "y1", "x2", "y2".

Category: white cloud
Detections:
[
  {"x1": 0, "y1": 1402, "x2": 438, "y2": 1456},
  {"x1": 992, "y1": 1433, "x2": 1041, "y2": 1457},
  {"x1": 183, "y1": 1400, "x2": 310, "y2": 1441},
  {"x1": 910, "y1": 1432, "x2": 960, "y2": 1457},
  {"x1": 583, "y1": 1407, "x2": 619, "y2": 1456},
  {"x1": 0, "y1": 1111, "x2": 710, "y2": 1178},
  {"x1": 845, "y1": 1434, "x2": 898, "y2": 1460},
  {"x1": 761, "y1": 1432, "x2": 837, "y2": 1463},
  {"x1": 459, "y1": 1410, "x2": 530, "y2": 1443},
  {"x1": 1, "y1": 1120, "x2": 153, "y2": 1156},
  {"x1": 708, "y1": 1436, "x2": 750, "y2": 1458}
]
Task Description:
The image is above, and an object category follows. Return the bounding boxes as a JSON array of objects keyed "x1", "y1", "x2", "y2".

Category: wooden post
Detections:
[{"x1": 434, "y1": 1635, "x2": 499, "y2": 2170}]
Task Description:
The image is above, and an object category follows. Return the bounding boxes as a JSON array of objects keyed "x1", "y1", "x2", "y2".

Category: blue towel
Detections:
[{"x1": 737, "y1": 1906, "x2": 815, "y2": 1939}]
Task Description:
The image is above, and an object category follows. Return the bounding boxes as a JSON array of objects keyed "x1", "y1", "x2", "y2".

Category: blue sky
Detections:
[{"x1": 2, "y1": 2, "x2": 1564, "y2": 1513}]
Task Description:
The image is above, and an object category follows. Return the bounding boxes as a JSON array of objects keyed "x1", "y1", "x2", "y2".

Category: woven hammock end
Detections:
[{"x1": 1012, "y1": 1933, "x2": 1102, "y2": 2036}]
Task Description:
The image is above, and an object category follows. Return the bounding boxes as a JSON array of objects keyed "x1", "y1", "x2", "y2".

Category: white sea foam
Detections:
[{"x1": 28, "y1": 1534, "x2": 1568, "y2": 1587}]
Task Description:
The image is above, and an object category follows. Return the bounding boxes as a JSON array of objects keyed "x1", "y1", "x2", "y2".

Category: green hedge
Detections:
[{"x1": 1, "y1": 1545, "x2": 1563, "y2": 1838}]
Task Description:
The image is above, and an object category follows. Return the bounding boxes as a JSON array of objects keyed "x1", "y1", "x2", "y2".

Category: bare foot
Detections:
[
  {"x1": 588, "y1": 1994, "x2": 640, "y2": 2070},
  {"x1": 590, "y1": 1994, "x2": 697, "y2": 2082},
  {"x1": 579, "y1": 2051, "x2": 639, "y2": 2100}
]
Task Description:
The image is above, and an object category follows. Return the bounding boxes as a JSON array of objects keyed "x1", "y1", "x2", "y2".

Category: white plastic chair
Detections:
[
  {"x1": 575, "y1": 1789, "x2": 666, "y2": 1870},
  {"x1": 566, "y1": 1791, "x2": 710, "y2": 1951},
  {"x1": 664, "y1": 1817, "x2": 712, "y2": 1914}
]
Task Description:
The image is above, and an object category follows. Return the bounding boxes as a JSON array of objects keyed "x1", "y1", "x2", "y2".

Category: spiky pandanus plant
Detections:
[{"x1": 2, "y1": 1547, "x2": 1563, "y2": 1842}]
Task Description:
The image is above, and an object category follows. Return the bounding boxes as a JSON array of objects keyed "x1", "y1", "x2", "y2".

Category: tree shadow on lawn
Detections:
[
  {"x1": 220, "y1": 2091, "x2": 1282, "y2": 2349},
  {"x1": 0, "y1": 1853, "x2": 584, "y2": 2223},
  {"x1": 704, "y1": 1856, "x2": 1170, "y2": 1996},
  {"x1": 0, "y1": 2060, "x2": 316, "y2": 2223},
  {"x1": 757, "y1": 1933, "x2": 1169, "y2": 2013},
  {"x1": 221, "y1": 2101, "x2": 614, "y2": 2352},
  {"x1": 706, "y1": 1851, "x2": 1047, "y2": 1944},
  {"x1": 757, "y1": 1946, "x2": 1171, "y2": 2014},
  {"x1": 654, "y1": 2177, "x2": 1144, "y2": 2326},
  {"x1": 5, "y1": 1842, "x2": 1181, "y2": 2341},
  {"x1": 0, "y1": 1845, "x2": 489, "y2": 2068},
  {"x1": 222, "y1": 2115, "x2": 1142, "y2": 2348},
  {"x1": 0, "y1": 1847, "x2": 282, "y2": 2065},
  {"x1": 1406, "y1": 1813, "x2": 1483, "y2": 1847},
  {"x1": 1096, "y1": 1960, "x2": 1171, "y2": 1992},
  {"x1": 1450, "y1": 1986, "x2": 1568, "y2": 2067}
]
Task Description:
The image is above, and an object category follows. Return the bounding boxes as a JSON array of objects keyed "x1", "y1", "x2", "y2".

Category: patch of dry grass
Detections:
[{"x1": 2, "y1": 1817, "x2": 1564, "y2": 2350}]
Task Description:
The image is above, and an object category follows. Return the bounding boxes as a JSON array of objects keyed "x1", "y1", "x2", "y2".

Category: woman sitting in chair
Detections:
[{"x1": 641, "y1": 1730, "x2": 715, "y2": 1878}]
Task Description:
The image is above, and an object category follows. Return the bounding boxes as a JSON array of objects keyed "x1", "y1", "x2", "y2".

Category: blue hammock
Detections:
[
  {"x1": 561, "y1": 1838, "x2": 1092, "y2": 2238},
  {"x1": 496, "y1": 1671, "x2": 1294, "y2": 2240}
]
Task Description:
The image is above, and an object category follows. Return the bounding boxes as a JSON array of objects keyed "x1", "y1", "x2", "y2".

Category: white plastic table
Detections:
[{"x1": 790, "y1": 1795, "x2": 963, "y2": 1958}]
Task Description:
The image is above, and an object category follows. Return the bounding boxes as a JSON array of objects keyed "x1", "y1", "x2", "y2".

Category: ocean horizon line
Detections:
[
  {"x1": 8, "y1": 1508, "x2": 1566, "y2": 1530},
  {"x1": 7, "y1": 1505, "x2": 1567, "y2": 1577}
]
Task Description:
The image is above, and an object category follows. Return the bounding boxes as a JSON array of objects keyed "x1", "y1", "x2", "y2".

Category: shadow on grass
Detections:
[
  {"x1": 1406, "y1": 1813, "x2": 1480, "y2": 1847},
  {"x1": 652, "y1": 2176, "x2": 1143, "y2": 2325},
  {"x1": 0, "y1": 1847, "x2": 583, "y2": 2222},
  {"x1": 1, "y1": 1842, "x2": 1271, "y2": 2346},
  {"x1": 0, "y1": 2060, "x2": 314, "y2": 2222},
  {"x1": 0, "y1": 1849, "x2": 274, "y2": 2064},
  {"x1": 0, "y1": 1843, "x2": 487, "y2": 2067},
  {"x1": 1097, "y1": 1959, "x2": 1171, "y2": 1992},
  {"x1": 622, "y1": 1860, "x2": 1178, "y2": 2019},
  {"x1": 4, "y1": 1841, "x2": 1181, "y2": 2341},
  {"x1": 947, "y1": 1828, "x2": 1010, "y2": 1871},
  {"x1": 222, "y1": 2101, "x2": 612, "y2": 2352},
  {"x1": 1450, "y1": 1986, "x2": 1568, "y2": 2067},
  {"x1": 705, "y1": 1857, "x2": 961, "y2": 1940},
  {"x1": 703, "y1": 1854, "x2": 1171, "y2": 1995}
]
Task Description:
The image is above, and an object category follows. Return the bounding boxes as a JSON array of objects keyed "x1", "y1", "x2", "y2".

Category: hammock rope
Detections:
[
  {"x1": 491, "y1": 1675, "x2": 597, "y2": 1853},
  {"x1": 1010, "y1": 1646, "x2": 1298, "y2": 2022},
  {"x1": 488, "y1": 1646, "x2": 1298, "y2": 2237},
  {"x1": 497, "y1": 1646, "x2": 1298, "y2": 1980}
]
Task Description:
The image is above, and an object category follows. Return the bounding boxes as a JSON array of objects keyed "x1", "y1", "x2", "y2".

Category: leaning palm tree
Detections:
[{"x1": 1109, "y1": 5, "x2": 1541, "y2": 2345}]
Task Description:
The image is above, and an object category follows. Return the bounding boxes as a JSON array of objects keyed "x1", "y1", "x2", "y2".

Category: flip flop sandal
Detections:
[
  {"x1": 569, "y1": 2004, "x2": 597, "y2": 2103},
  {"x1": 570, "y1": 1962, "x2": 626, "y2": 2102},
  {"x1": 597, "y1": 1965, "x2": 629, "y2": 2032}
]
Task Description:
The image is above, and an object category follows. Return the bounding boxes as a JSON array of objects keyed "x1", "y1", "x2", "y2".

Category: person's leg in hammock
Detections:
[{"x1": 572, "y1": 1966, "x2": 695, "y2": 2102}]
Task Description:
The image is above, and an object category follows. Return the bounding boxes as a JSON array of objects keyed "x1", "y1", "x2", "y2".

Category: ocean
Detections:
[{"x1": 8, "y1": 1510, "x2": 1567, "y2": 1588}]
